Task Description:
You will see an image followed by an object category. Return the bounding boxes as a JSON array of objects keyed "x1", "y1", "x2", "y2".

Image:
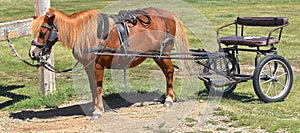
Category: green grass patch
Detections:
[
  {"x1": 216, "y1": 127, "x2": 228, "y2": 131},
  {"x1": 185, "y1": 117, "x2": 197, "y2": 123}
]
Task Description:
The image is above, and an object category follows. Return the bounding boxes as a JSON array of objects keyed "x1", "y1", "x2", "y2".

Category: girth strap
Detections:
[
  {"x1": 116, "y1": 23, "x2": 129, "y2": 54},
  {"x1": 153, "y1": 8, "x2": 174, "y2": 56}
]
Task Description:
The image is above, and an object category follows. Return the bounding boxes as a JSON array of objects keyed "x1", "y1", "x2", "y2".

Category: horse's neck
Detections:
[{"x1": 54, "y1": 10, "x2": 98, "y2": 49}]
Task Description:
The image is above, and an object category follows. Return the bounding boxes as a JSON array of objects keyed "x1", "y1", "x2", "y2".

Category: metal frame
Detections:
[{"x1": 217, "y1": 17, "x2": 289, "y2": 67}]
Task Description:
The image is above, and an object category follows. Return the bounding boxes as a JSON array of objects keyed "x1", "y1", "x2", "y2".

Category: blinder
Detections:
[{"x1": 47, "y1": 26, "x2": 59, "y2": 42}]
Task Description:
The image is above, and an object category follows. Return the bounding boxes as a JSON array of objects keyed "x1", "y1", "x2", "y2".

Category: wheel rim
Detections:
[{"x1": 258, "y1": 59, "x2": 291, "y2": 99}]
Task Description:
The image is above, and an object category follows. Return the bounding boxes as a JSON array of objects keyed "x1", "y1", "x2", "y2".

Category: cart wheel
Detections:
[
  {"x1": 204, "y1": 54, "x2": 240, "y2": 96},
  {"x1": 253, "y1": 55, "x2": 293, "y2": 102}
]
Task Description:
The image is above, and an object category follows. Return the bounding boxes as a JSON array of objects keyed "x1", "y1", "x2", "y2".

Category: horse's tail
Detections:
[
  {"x1": 173, "y1": 16, "x2": 195, "y2": 74},
  {"x1": 174, "y1": 16, "x2": 189, "y2": 53}
]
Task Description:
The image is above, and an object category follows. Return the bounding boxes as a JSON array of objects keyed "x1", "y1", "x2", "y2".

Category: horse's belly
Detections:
[
  {"x1": 127, "y1": 30, "x2": 169, "y2": 52},
  {"x1": 99, "y1": 55, "x2": 146, "y2": 69}
]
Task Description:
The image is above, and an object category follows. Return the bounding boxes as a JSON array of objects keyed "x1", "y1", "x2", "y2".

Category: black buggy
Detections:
[{"x1": 194, "y1": 17, "x2": 293, "y2": 102}]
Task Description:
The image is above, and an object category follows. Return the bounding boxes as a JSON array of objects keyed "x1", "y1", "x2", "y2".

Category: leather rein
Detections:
[{"x1": 4, "y1": 23, "x2": 82, "y2": 73}]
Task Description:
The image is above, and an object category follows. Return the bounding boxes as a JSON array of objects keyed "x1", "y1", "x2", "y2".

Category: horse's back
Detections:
[
  {"x1": 143, "y1": 8, "x2": 177, "y2": 36},
  {"x1": 125, "y1": 8, "x2": 177, "y2": 51},
  {"x1": 99, "y1": 7, "x2": 182, "y2": 68}
]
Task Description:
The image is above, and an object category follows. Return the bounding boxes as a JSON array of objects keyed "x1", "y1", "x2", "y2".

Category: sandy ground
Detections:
[
  {"x1": 0, "y1": 63, "x2": 286, "y2": 132},
  {"x1": 0, "y1": 99, "x2": 266, "y2": 133}
]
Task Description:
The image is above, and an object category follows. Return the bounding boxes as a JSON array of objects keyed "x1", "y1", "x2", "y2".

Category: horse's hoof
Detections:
[
  {"x1": 91, "y1": 110, "x2": 102, "y2": 120},
  {"x1": 164, "y1": 97, "x2": 174, "y2": 107},
  {"x1": 91, "y1": 114, "x2": 101, "y2": 120},
  {"x1": 164, "y1": 101, "x2": 173, "y2": 107}
]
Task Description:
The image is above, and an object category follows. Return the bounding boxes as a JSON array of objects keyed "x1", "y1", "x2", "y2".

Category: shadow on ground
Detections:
[
  {"x1": 224, "y1": 92, "x2": 259, "y2": 103},
  {"x1": 9, "y1": 90, "x2": 260, "y2": 120},
  {"x1": 9, "y1": 92, "x2": 164, "y2": 120},
  {"x1": 0, "y1": 85, "x2": 30, "y2": 110},
  {"x1": 197, "y1": 90, "x2": 259, "y2": 103}
]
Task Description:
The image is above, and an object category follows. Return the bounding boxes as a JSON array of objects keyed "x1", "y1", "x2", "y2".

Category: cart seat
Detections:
[{"x1": 220, "y1": 36, "x2": 280, "y2": 47}]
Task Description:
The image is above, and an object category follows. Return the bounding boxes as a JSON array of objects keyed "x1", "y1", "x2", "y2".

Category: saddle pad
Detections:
[{"x1": 97, "y1": 13, "x2": 109, "y2": 40}]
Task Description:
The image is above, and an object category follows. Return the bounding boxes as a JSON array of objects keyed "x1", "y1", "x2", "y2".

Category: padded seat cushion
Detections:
[
  {"x1": 220, "y1": 36, "x2": 280, "y2": 47},
  {"x1": 236, "y1": 17, "x2": 288, "y2": 26}
]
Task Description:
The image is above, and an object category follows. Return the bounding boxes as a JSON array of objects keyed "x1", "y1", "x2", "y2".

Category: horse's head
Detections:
[{"x1": 29, "y1": 10, "x2": 59, "y2": 60}]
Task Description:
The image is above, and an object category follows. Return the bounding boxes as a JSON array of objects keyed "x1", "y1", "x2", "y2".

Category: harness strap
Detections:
[
  {"x1": 4, "y1": 29, "x2": 86, "y2": 73},
  {"x1": 153, "y1": 8, "x2": 174, "y2": 56},
  {"x1": 113, "y1": 9, "x2": 151, "y2": 26},
  {"x1": 115, "y1": 23, "x2": 129, "y2": 54},
  {"x1": 97, "y1": 13, "x2": 109, "y2": 40},
  {"x1": 110, "y1": 9, "x2": 152, "y2": 55},
  {"x1": 95, "y1": 8, "x2": 172, "y2": 57},
  {"x1": 97, "y1": 13, "x2": 109, "y2": 52},
  {"x1": 43, "y1": 60, "x2": 82, "y2": 73}
]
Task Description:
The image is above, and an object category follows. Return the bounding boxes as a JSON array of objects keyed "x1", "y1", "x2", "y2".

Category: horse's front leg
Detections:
[
  {"x1": 83, "y1": 63, "x2": 103, "y2": 119},
  {"x1": 91, "y1": 60, "x2": 105, "y2": 119}
]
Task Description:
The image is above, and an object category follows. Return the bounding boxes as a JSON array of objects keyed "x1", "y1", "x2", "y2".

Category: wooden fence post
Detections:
[{"x1": 34, "y1": 0, "x2": 56, "y2": 95}]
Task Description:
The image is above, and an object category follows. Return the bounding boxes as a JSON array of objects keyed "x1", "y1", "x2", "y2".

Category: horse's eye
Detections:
[{"x1": 39, "y1": 31, "x2": 46, "y2": 38}]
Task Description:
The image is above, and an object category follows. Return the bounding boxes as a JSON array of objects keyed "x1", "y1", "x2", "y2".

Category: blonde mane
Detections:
[
  {"x1": 30, "y1": 8, "x2": 99, "y2": 49},
  {"x1": 31, "y1": 16, "x2": 44, "y2": 38}
]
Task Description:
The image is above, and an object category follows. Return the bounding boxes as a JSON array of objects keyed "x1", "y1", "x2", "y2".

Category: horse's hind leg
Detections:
[{"x1": 154, "y1": 58, "x2": 175, "y2": 107}]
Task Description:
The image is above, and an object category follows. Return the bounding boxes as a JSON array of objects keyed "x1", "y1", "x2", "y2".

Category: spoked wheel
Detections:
[
  {"x1": 204, "y1": 54, "x2": 240, "y2": 96},
  {"x1": 253, "y1": 55, "x2": 293, "y2": 102}
]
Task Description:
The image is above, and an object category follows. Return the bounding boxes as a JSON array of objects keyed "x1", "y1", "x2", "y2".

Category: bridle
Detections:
[
  {"x1": 31, "y1": 22, "x2": 59, "y2": 60},
  {"x1": 4, "y1": 21, "x2": 82, "y2": 73},
  {"x1": 30, "y1": 21, "x2": 86, "y2": 73}
]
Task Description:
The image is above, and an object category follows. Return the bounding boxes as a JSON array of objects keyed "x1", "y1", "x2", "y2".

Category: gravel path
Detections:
[{"x1": 0, "y1": 101, "x2": 266, "y2": 133}]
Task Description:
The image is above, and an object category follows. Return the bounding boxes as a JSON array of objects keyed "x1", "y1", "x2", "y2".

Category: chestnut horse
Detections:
[{"x1": 29, "y1": 7, "x2": 189, "y2": 119}]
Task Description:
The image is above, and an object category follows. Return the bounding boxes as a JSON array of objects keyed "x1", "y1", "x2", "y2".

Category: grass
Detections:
[
  {"x1": 1, "y1": 0, "x2": 300, "y2": 132},
  {"x1": 0, "y1": 0, "x2": 115, "y2": 23},
  {"x1": 190, "y1": 2, "x2": 300, "y2": 131}
]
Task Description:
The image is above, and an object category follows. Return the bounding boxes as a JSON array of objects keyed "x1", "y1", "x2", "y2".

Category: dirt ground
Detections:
[
  {"x1": 0, "y1": 99, "x2": 266, "y2": 133},
  {"x1": 2, "y1": 63, "x2": 291, "y2": 132}
]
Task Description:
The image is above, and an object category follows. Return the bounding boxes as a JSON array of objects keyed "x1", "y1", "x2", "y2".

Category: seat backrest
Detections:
[{"x1": 235, "y1": 17, "x2": 288, "y2": 26}]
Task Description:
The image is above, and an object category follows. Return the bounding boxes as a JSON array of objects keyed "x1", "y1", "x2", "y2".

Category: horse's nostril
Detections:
[{"x1": 30, "y1": 52, "x2": 37, "y2": 60}]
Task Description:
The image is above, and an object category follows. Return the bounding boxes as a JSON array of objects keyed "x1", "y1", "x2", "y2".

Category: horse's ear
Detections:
[
  {"x1": 46, "y1": 8, "x2": 56, "y2": 18},
  {"x1": 32, "y1": 16, "x2": 38, "y2": 20},
  {"x1": 45, "y1": 8, "x2": 56, "y2": 23}
]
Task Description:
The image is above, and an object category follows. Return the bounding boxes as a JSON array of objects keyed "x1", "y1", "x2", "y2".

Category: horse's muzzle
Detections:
[
  {"x1": 29, "y1": 40, "x2": 42, "y2": 60},
  {"x1": 29, "y1": 51, "x2": 38, "y2": 60}
]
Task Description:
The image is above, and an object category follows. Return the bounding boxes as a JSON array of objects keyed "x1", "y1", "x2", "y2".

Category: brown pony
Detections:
[{"x1": 29, "y1": 7, "x2": 189, "y2": 119}]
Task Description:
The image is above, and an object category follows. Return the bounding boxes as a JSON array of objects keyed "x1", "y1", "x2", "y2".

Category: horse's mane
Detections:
[
  {"x1": 31, "y1": 8, "x2": 99, "y2": 49},
  {"x1": 31, "y1": 16, "x2": 45, "y2": 39}
]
